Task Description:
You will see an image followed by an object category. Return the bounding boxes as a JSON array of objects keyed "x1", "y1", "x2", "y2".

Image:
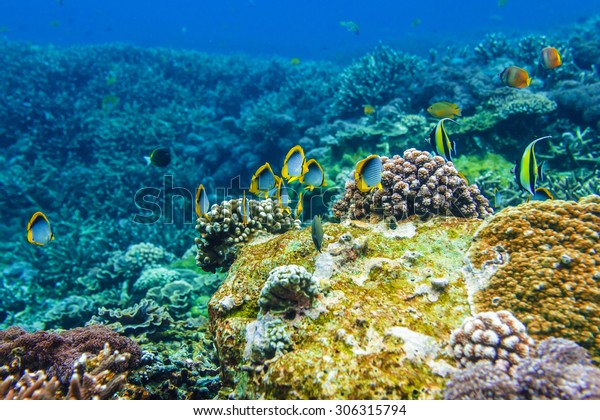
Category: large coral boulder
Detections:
[
  {"x1": 464, "y1": 196, "x2": 600, "y2": 362},
  {"x1": 209, "y1": 216, "x2": 482, "y2": 399}
]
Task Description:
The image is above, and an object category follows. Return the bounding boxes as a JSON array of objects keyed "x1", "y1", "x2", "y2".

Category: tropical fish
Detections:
[
  {"x1": 195, "y1": 184, "x2": 210, "y2": 219},
  {"x1": 499, "y1": 66, "x2": 532, "y2": 89},
  {"x1": 427, "y1": 102, "x2": 461, "y2": 119},
  {"x1": 457, "y1": 172, "x2": 470, "y2": 185},
  {"x1": 300, "y1": 159, "x2": 326, "y2": 191},
  {"x1": 512, "y1": 136, "x2": 552, "y2": 195},
  {"x1": 540, "y1": 47, "x2": 562, "y2": 69},
  {"x1": 493, "y1": 187, "x2": 503, "y2": 209},
  {"x1": 290, "y1": 57, "x2": 301, "y2": 66},
  {"x1": 282, "y1": 145, "x2": 306, "y2": 183},
  {"x1": 426, "y1": 118, "x2": 459, "y2": 161},
  {"x1": 411, "y1": 18, "x2": 421, "y2": 28},
  {"x1": 354, "y1": 155, "x2": 383, "y2": 193},
  {"x1": 295, "y1": 192, "x2": 303, "y2": 218},
  {"x1": 101, "y1": 95, "x2": 119, "y2": 110},
  {"x1": 144, "y1": 147, "x2": 171, "y2": 167},
  {"x1": 278, "y1": 181, "x2": 291, "y2": 214},
  {"x1": 311, "y1": 215, "x2": 323, "y2": 253},
  {"x1": 27, "y1": 211, "x2": 54, "y2": 246},
  {"x1": 242, "y1": 191, "x2": 252, "y2": 225},
  {"x1": 498, "y1": 0, "x2": 508, "y2": 7},
  {"x1": 363, "y1": 104, "x2": 376, "y2": 115},
  {"x1": 340, "y1": 21, "x2": 360, "y2": 35},
  {"x1": 249, "y1": 162, "x2": 280, "y2": 198},
  {"x1": 527, "y1": 187, "x2": 554, "y2": 202}
]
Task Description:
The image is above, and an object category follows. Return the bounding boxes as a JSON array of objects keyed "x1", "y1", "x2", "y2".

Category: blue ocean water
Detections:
[{"x1": 0, "y1": 0, "x2": 597, "y2": 59}]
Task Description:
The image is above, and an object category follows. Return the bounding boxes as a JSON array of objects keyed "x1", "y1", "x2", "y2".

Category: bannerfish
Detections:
[
  {"x1": 427, "y1": 102, "x2": 461, "y2": 119},
  {"x1": 499, "y1": 66, "x2": 532, "y2": 89},
  {"x1": 249, "y1": 162, "x2": 280, "y2": 198},
  {"x1": 427, "y1": 118, "x2": 459, "y2": 161},
  {"x1": 527, "y1": 187, "x2": 554, "y2": 202},
  {"x1": 512, "y1": 136, "x2": 552, "y2": 195},
  {"x1": 195, "y1": 184, "x2": 210, "y2": 219},
  {"x1": 540, "y1": 47, "x2": 562, "y2": 69},
  {"x1": 354, "y1": 155, "x2": 383, "y2": 193},
  {"x1": 295, "y1": 192, "x2": 303, "y2": 218},
  {"x1": 363, "y1": 104, "x2": 375, "y2": 115},
  {"x1": 300, "y1": 159, "x2": 326, "y2": 191},
  {"x1": 145, "y1": 147, "x2": 171, "y2": 167},
  {"x1": 311, "y1": 215, "x2": 323, "y2": 253},
  {"x1": 282, "y1": 145, "x2": 306, "y2": 183},
  {"x1": 27, "y1": 211, "x2": 54, "y2": 246}
]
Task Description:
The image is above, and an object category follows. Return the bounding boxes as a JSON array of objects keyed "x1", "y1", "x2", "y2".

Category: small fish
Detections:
[
  {"x1": 311, "y1": 215, "x2": 323, "y2": 253},
  {"x1": 300, "y1": 159, "x2": 326, "y2": 191},
  {"x1": 101, "y1": 95, "x2": 119, "y2": 110},
  {"x1": 290, "y1": 57, "x2": 301, "y2": 66},
  {"x1": 493, "y1": 188, "x2": 503, "y2": 209},
  {"x1": 457, "y1": 172, "x2": 470, "y2": 185},
  {"x1": 499, "y1": 66, "x2": 532, "y2": 89},
  {"x1": 527, "y1": 187, "x2": 554, "y2": 202},
  {"x1": 340, "y1": 20, "x2": 360, "y2": 35},
  {"x1": 295, "y1": 192, "x2": 303, "y2": 218},
  {"x1": 354, "y1": 155, "x2": 383, "y2": 193},
  {"x1": 278, "y1": 181, "x2": 291, "y2": 214},
  {"x1": 249, "y1": 162, "x2": 280, "y2": 198},
  {"x1": 195, "y1": 184, "x2": 210, "y2": 219},
  {"x1": 27, "y1": 211, "x2": 54, "y2": 246},
  {"x1": 512, "y1": 136, "x2": 552, "y2": 195},
  {"x1": 242, "y1": 191, "x2": 252, "y2": 225},
  {"x1": 282, "y1": 145, "x2": 306, "y2": 183},
  {"x1": 50, "y1": 20, "x2": 61, "y2": 28},
  {"x1": 426, "y1": 118, "x2": 459, "y2": 161},
  {"x1": 498, "y1": 0, "x2": 508, "y2": 7},
  {"x1": 363, "y1": 104, "x2": 376, "y2": 115},
  {"x1": 427, "y1": 102, "x2": 461, "y2": 119},
  {"x1": 144, "y1": 147, "x2": 171, "y2": 167},
  {"x1": 540, "y1": 47, "x2": 562, "y2": 69},
  {"x1": 411, "y1": 18, "x2": 421, "y2": 28}
]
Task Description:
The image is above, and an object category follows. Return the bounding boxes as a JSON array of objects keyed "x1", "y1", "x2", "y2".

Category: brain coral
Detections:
[
  {"x1": 464, "y1": 195, "x2": 600, "y2": 362},
  {"x1": 333, "y1": 148, "x2": 493, "y2": 222}
]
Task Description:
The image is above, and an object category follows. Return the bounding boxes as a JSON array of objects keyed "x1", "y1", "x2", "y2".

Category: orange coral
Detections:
[{"x1": 466, "y1": 195, "x2": 600, "y2": 362}]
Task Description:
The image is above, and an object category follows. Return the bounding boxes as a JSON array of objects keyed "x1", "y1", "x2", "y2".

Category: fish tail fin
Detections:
[
  {"x1": 144, "y1": 156, "x2": 151, "y2": 166},
  {"x1": 455, "y1": 108, "x2": 462, "y2": 117},
  {"x1": 527, "y1": 77, "x2": 532, "y2": 86}
]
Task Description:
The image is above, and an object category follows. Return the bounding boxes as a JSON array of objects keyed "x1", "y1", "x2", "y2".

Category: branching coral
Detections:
[
  {"x1": 331, "y1": 44, "x2": 426, "y2": 117},
  {"x1": 1, "y1": 343, "x2": 136, "y2": 399},
  {"x1": 0, "y1": 325, "x2": 140, "y2": 385},
  {"x1": 195, "y1": 197, "x2": 299, "y2": 272},
  {"x1": 333, "y1": 149, "x2": 493, "y2": 222}
]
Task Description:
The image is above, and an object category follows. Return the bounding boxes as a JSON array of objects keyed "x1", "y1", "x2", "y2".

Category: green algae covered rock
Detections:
[{"x1": 208, "y1": 216, "x2": 483, "y2": 399}]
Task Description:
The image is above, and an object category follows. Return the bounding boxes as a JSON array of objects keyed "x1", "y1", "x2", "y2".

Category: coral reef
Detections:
[
  {"x1": 89, "y1": 299, "x2": 174, "y2": 337},
  {"x1": 195, "y1": 197, "x2": 300, "y2": 272},
  {"x1": 445, "y1": 336, "x2": 600, "y2": 399},
  {"x1": 1, "y1": 343, "x2": 136, "y2": 400},
  {"x1": 209, "y1": 216, "x2": 482, "y2": 399},
  {"x1": 0, "y1": 325, "x2": 140, "y2": 386},
  {"x1": 464, "y1": 196, "x2": 600, "y2": 361},
  {"x1": 449, "y1": 311, "x2": 535, "y2": 374},
  {"x1": 333, "y1": 149, "x2": 493, "y2": 222},
  {"x1": 258, "y1": 265, "x2": 320, "y2": 313}
]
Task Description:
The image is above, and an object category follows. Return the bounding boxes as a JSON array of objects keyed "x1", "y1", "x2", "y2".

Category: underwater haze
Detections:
[{"x1": 1, "y1": 0, "x2": 600, "y2": 401}]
